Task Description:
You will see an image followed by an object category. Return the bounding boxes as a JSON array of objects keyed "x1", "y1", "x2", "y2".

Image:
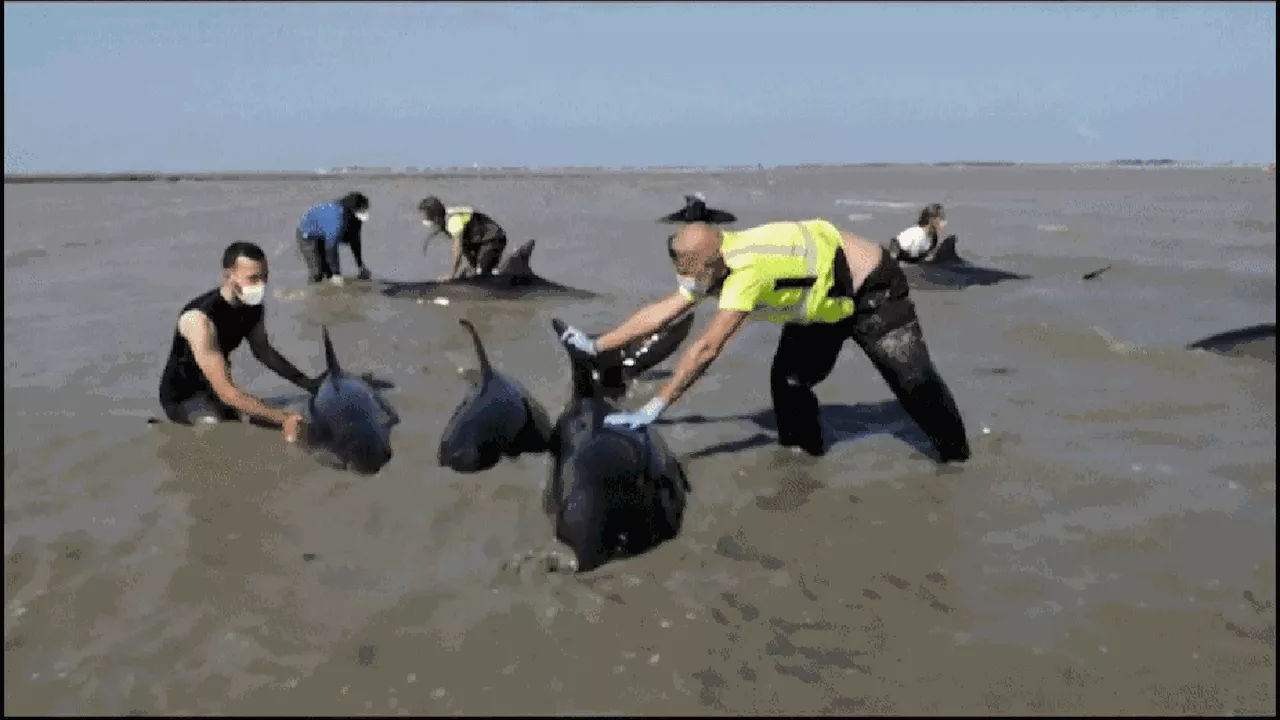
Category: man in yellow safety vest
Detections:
[{"x1": 558, "y1": 219, "x2": 971, "y2": 463}]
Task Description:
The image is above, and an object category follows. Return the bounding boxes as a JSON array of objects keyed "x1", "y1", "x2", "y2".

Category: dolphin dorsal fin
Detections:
[
  {"x1": 458, "y1": 319, "x2": 493, "y2": 377},
  {"x1": 322, "y1": 326, "x2": 342, "y2": 375},
  {"x1": 496, "y1": 238, "x2": 536, "y2": 277}
]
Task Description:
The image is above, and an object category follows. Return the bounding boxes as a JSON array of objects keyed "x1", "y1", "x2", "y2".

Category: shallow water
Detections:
[{"x1": 4, "y1": 166, "x2": 1275, "y2": 714}]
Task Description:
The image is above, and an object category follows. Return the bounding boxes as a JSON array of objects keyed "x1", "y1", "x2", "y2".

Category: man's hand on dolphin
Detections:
[
  {"x1": 603, "y1": 398, "x2": 667, "y2": 430},
  {"x1": 559, "y1": 326, "x2": 597, "y2": 356}
]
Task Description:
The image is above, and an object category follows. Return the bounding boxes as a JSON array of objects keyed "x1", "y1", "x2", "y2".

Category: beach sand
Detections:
[{"x1": 4, "y1": 165, "x2": 1275, "y2": 715}]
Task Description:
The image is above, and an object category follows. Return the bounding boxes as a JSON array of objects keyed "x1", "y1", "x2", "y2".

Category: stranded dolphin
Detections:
[
  {"x1": 438, "y1": 318, "x2": 553, "y2": 473},
  {"x1": 896, "y1": 236, "x2": 1030, "y2": 290},
  {"x1": 543, "y1": 318, "x2": 691, "y2": 573},
  {"x1": 305, "y1": 326, "x2": 399, "y2": 475},
  {"x1": 1187, "y1": 323, "x2": 1276, "y2": 362},
  {"x1": 381, "y1": 239, "x2": 597, "y2": 301},
  {"x1": 659, "y1": 194, "x2": 738, "y2": 225}
]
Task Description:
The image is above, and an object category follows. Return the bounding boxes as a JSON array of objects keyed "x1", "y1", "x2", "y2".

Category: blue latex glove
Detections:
[
  {"x1": 603, "y1": 397, "x2": 668, "y2": 429},
  {"x1": 559, "y1": 325, "x2": 598, "y2": 356}
]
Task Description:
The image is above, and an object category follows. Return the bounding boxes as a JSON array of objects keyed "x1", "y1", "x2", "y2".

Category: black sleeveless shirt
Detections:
[{"x1": 158, "y1": 288, "x2": 263, "y2": 405}]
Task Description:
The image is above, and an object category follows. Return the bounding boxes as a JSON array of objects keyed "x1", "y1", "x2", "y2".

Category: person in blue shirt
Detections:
[{"x1": 296, "y1": 192, "x2": 373, "y2": 285}]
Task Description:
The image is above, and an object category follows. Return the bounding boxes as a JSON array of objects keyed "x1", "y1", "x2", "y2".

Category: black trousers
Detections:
[
  {"x1": 462, "y1": 230, "x2": 508, "y2": 277},
  {"x1": 769, "y1": 252, "x2": 971, "y2": 462}
]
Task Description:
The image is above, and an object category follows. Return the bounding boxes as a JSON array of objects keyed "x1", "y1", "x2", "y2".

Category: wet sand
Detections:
[{"x1": 4, "y1": 166, "x2": 1275, "y2": 715}]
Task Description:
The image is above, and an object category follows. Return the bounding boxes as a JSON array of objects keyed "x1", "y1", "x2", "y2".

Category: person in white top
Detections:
[{"x1": 889, "y1": 204, "x2": 958, "y2": 264}]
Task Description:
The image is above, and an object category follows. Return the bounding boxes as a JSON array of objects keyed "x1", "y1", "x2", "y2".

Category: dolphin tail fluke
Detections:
[
  {"x1": 322, "y1": 326, "x2": 341, "y2": 375},
  {"x1": 458, "y1": 318, "x2": 493, "y2": 376}
]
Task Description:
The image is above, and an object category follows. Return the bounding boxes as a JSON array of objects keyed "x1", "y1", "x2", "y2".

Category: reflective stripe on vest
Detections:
[{"x1": 726, "y1": 222, "x2": 825, "y2": 324}]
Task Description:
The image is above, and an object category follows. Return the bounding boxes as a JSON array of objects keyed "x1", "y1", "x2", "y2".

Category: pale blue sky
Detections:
[{"x1": 4, "y1": 1, "x2": 1275, "y2": 173}]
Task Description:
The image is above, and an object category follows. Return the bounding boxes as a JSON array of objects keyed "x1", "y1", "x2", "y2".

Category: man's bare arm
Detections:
[
  {"x1": 247, "y1": 320, "x2": 316, "y2": 392},
  {"x1": 179, "y1": 311, "x2": 293, "y2": 426},
  {"x1": 656, "y1": 308, "x2": 748, "y2": 406},
  {"x1": 448, "y1": 236, "x2": 468, "y2": 279},
  {"x1": 595, "y1": 291, "x2": 696, "y2": 353}
]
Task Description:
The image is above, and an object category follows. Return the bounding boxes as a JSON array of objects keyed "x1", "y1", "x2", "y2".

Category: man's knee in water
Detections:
[{"x1": 872, "y1": 321, "x2": 933, "y2": 389}]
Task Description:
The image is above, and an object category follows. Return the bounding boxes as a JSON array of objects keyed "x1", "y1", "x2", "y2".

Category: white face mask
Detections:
[
  {"x1": 422, "y1": 219, "x2": 438, "y2": 231},
  {"x1": 354, "y1": 211, "x2": 370, "y2": 223},
  {"x1": 677, "y1": 274, "x2": 711, "y2": 297},
  {"x1": 238, "y1": 282, "x2": 266, "y2": 306}
]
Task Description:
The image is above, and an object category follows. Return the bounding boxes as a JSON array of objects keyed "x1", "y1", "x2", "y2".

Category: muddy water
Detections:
[{"x1": 4, "y1": 166, "x2": 1275, "y2": 715}]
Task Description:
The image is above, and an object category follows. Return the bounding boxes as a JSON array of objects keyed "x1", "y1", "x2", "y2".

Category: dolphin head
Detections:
[
  {"x1": 438, "y1": 319, "x2": 550, "y2": 472},
  {"x1": 546, "y1": 318, "x2": 691, "y2": 573},
  {"x1": 309, "y1": 327, "x2": 398, "y2": 475},
  {"x1": 554, "y1": 429, "x2": 661, "y2": 572},
  {"x1": 437, "y1": 376, "x2": 530, "y2": 472}
]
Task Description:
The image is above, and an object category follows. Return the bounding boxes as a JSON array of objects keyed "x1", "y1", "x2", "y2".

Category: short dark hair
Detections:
[
  {"x1": 418, "y1": 196, "x2": 445, "y2": 219},
  {"x1": 222, "y1": 241, "x2": 266, "y2": 269},
  {"x1": 918, "y1": 203, "x2": 946, "y2": 227},
  {"x1": 339, "y1": 191, "x2": 370, "y2": 212}
]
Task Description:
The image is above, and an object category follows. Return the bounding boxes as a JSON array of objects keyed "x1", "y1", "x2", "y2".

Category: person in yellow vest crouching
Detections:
[
  {"x1": 418, "y1": 196, "x2": 510, "y2": 280},
  {"x1": 557, "y1": 219, "x2": 971, "y2": 463}
]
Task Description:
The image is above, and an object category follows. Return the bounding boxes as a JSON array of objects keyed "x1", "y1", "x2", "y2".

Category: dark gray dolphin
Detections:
[
  {"x1": 381, "y1": 239, "x2": 598, "y2": 300},
  {"x1": 1187, "y1": 323, "x2": 1276, "y2": 362},
  {"x1": 543, "y1": 318, "x2": 691, "y2": 573},
  {"x1": 589, "y1": 309, "x2": 698, "y2": 397},
  {"x1": 1082, "y1": 264, "x2": 1112, "y2": 281},
  {"x1": 306, "y1": 326, "x2": 399, "y2": 475},
  {"x1": 896, "y1": 236, "x2": 1030, "y2": 289},
  {"x1": 659, "y1": 195, "x2": 737, "y2": 225},
  {"x1": 438, "y1": 318, "x2": 553, "y2": 473}
]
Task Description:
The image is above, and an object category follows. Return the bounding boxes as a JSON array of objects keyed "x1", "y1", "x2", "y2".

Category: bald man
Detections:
[{"x1": 558, "y1": 220, "x2": 971, "y2": 462}]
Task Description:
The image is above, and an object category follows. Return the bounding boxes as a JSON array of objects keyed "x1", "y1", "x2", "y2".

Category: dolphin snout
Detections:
[
  {"x1": 439, "y1": 442, "x2": 499, "y2": 473},
  {"x1": 347, "y1": 440, "x2": 394, "y2": 476}
]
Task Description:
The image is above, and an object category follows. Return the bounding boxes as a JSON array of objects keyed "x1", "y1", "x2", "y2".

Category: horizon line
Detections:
[{"x1": 6, "y1": 159, "x2": 1275, "y2": 184}]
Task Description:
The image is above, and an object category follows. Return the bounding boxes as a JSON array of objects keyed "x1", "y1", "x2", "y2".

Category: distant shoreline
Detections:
[{"x1": 4, "y1": 161, "x2": 1272, "y2": 185}]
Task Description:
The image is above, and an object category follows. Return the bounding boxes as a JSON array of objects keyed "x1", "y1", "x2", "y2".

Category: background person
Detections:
[{"x1": 296, "y1": 191, "x2": 373, "y2": 285}]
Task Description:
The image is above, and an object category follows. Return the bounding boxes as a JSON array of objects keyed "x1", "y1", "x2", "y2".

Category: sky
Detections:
[{"x1": 3, "y1": 1, "x2": 1276, "y2": 173}]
